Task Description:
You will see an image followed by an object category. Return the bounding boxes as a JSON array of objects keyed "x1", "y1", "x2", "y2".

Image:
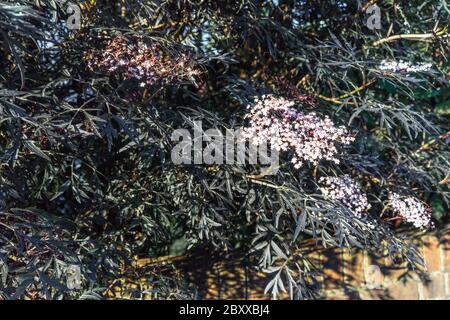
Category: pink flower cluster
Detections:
[
  {"x1": 319, "y1": 175, "x2": 371, "y2": 217},
  {"x1": 242, "y1": 95, "x2": 354, "y2": 169},
  {"x1": 86, "y1": 36, "x2": 201, "y2": 88},
  {"x1": 388, "y1": 193, "x2": 434, "y2": 229}
]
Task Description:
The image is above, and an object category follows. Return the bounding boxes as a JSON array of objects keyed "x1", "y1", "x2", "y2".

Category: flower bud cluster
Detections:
[{"x1": 87, "y1": 36, "x2": 201, "y2": 87}]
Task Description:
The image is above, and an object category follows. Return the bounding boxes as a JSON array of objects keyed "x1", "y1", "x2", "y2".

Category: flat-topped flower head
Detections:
[
  {"x1": 242, "y1": 95, "x2": 354, "y2": 169},
  {"x1": 388, "y1": 193, "x2": 434, "y2": 229},
  {"x1": 379, "y1": 59, "x2": 432, "y2": 73},
  {"x1": 319, "y1": 175, "x2": 371, "y2": 217}
]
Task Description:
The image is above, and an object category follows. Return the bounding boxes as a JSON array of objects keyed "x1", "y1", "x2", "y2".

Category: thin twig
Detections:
[{"x1": 368, "y1": 28, "x2": 448, "y2": 48}]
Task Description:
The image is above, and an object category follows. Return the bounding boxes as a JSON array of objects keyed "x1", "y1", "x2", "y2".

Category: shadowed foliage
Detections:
[{"x1": 0, "y1": 0, "x2": 448, "y2": 299}]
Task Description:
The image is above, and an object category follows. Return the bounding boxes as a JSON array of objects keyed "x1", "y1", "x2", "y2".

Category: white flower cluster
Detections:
[
  {"x1": 388, "y1": 193, "x2": 434, "y2": 229},
  {"x1": 379, "y1": 59, "x2": 432, "y2": 73},
  {"x1": 319, "y1": 175, "x2": 371, "y2": 217},
  {"x1": 242, "y1": 95, "x2": 354, "y2": 169}
]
